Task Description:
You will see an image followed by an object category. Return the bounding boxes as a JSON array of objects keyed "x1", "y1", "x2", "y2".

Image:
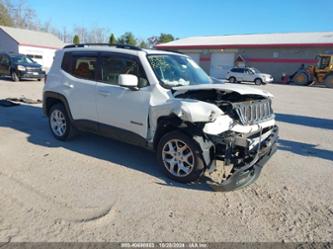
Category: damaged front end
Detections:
[{"x1": 174, "y1": 86, "x2": 279, "y2": 191}]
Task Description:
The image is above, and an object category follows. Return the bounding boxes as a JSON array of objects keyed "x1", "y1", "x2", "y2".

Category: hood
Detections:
[
  {"x1": 13, "y1": 61, "x2": 42, "y2": 68},
  {"x1": 173, "y1": 83, "x2": 274, "y2": 98}
]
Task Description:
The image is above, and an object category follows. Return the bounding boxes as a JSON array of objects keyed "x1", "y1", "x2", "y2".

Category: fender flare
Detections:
[
  {"x1": 43, "y1": 91, "x2": 73, "y2": 120},
  {"x1": 153, "y1": 115, "x2": 214, "y2": 167}
]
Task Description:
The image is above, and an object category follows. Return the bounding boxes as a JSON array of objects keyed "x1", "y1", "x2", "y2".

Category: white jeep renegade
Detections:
[{"x1": 43, "y1": 44, "x2": 278, "y2": 191}]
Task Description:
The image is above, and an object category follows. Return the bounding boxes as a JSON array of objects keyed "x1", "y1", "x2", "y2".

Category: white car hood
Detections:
[{"x1": 173, "y1": 83, "x2": 273, "y2": 98}]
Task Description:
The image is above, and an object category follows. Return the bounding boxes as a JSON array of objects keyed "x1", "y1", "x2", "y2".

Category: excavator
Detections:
[{"x1": 291, "y1": 54, "x2": 333, "y2": 88}]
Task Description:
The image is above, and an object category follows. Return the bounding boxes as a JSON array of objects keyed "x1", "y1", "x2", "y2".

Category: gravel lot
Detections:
[{"x1": 0, "y1": 78, "x2": 332, "y2": 242}]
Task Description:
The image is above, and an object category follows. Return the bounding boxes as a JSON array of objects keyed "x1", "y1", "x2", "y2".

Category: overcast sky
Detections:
[{"x1": 28, "y1": 0, "x2": 332, "y2": 38}]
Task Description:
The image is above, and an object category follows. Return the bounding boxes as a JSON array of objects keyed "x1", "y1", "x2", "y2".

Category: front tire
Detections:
[
  {"x1": 254, "y1": 78, "x2": 262, "y2": 85},
  {"x1": 157, "y1": 131, "x2": 205, "y2": 183},
  {"x1": 48, "y1": 103, "x2": 76, "y2": 141},
  {"x1": 11, "y1": 71, "x2": 19, "y2": 82},
  {"x1": 292, "y1": 71, "x2": 312, "y2": 86}
]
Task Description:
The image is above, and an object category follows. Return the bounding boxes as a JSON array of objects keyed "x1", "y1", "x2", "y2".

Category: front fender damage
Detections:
[
  {"x1": 148, "y1": 98, "x2": 223, "y2": 141},
  {"x1": 149, "y1": 98, "x2": 278, "y2": 191}
]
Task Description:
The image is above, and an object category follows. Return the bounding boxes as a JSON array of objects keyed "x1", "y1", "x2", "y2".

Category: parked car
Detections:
[
  {"x1": 43, "y1": 44, "x2": 278, "y2": 191},
  {"x1": 226, "y1": 67, "x2": 274, "y2": 85},
  {"x1": 0, "y1": 53, "x2": 45, "y2": 81}
]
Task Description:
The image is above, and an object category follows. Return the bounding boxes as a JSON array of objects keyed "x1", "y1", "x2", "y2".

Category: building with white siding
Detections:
[{"x1": 0, "y1": 26, "x2": 64, "y2": 71}]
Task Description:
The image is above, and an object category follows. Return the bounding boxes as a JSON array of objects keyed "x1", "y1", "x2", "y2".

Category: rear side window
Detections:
[
  {"x1": 61, "y1": 52, "x2": 72, "y2": 73},
  {"x1": 231, "y1": 68, "x2": 243, "y2": 73},
  {"x1": 99, "y1": 54, "x2": 149, "y2": 88},
  {"x1": 61, "y1": 52, "x2": 97, "y2": 81}
]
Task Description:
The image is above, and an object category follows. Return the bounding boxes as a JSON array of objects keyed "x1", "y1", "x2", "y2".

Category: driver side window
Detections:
[{"x1": 99, "y1": 54, "x2": 149, "y2": 88}]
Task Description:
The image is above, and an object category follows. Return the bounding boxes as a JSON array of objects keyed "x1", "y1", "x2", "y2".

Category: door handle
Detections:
[
  {"x1": 98, "y1": 90, "x2": 111, "y2": 96},
  {"x1": 64, "y1": 83, "x2": 74, "y2": 89}
]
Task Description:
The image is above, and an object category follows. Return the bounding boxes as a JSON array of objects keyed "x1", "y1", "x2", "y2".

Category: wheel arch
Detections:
[
  {"x1": 153, "y1": 114, "x2": 214, "y2": 167},
  {"x1": 43, "y1": 91, "x2": 73, "y2": 120}
]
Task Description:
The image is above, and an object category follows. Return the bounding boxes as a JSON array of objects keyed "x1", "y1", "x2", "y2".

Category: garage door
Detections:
[
  {"x1": 185, "y1": 53, "x2": 200, "y2": 64},
  {"x1": 210, "y1": 53, "x2": 235, "y2": 79}
]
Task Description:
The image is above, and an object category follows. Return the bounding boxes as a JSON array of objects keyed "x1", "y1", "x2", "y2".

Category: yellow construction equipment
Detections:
[{"x1": 291, "y1": 54, "x2": 333, "y2": 88}]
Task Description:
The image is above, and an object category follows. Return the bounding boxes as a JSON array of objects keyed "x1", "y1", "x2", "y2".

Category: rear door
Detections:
[
  {"x1": 61, "y1": 51, "x2": 99, "y2": 125},
  {"x1": 237, "y1": 68, "x2": 246, "y2": 81}
]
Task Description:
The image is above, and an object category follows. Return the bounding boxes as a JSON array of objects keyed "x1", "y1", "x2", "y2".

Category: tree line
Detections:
[{"x1": 0, "y1": 0, "x2": 175, "y2": 48}]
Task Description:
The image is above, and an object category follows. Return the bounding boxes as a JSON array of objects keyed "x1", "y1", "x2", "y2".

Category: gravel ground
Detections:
[{"x1": 0, "y1": 78, "x2": 332, "y2": 242}]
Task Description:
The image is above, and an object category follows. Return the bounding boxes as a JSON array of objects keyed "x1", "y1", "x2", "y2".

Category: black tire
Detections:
[
  {"x1": 157, "y1": 130, "x2": 206, "y2": 183},
  {"x1": 292, "y1": 71, "x2": 311, "y2": 86},
  {"x1": 11, "y1": 71, "x2": 19, "y2": 82},
  {"x1": 324, "y1": 74, "x2": 333, "y2": 88},
  {"x1": 48, "y1": 103, "x2": 76, "y2": 141},
  {"x1": 38, "y1": 78, "x2": 42, "y2": 81},
  {"x1": 254, "y1": 78, "x2": 262, "y2": 85},
  {"x1": 228, "y1": 77, "x2": 236, "y2": 83}
]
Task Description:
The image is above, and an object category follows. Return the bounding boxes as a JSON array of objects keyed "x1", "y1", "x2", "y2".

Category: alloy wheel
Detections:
[
  {"x1": 162, "y1": 139, "x2": 194, "y2": 177},
  {"x1": 50, "y1": 109, "x2": 67, "y2": 137}
]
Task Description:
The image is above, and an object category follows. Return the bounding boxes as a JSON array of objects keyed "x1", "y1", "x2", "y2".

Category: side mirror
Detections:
[{"x1": 118, "y1": 74, "x2": 139, "y2": 90}]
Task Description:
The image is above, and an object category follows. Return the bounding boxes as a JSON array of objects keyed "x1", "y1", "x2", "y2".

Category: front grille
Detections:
[
  {"x1": 233, "y1": 99, "x2": 273, "y2": 126},
  {"x1": 26, "y1": 67, "x2": 41, "y2": 72}
]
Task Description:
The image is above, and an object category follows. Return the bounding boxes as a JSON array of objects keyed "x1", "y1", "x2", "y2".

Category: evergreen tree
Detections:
[
  {"x1": 109, "y1": 33, "x2": 117, "y2": 45},
  {"x1": 73, "y1": 35, "x2": 80, "y2": 45}
]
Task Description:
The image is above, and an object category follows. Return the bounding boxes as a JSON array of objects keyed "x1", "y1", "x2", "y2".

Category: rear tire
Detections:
[
  {"x1": 157, "y1": 131, "x2": 206, "y2": 183},
  {"x1": 229, "y1": 77, "x2": 236, "y2": 83},
  {"x1": 292, "y1": 71, "x2": 311, "y2": 86},
  {"x1": 324, "y1": 74, "x2": 333, "y2": 88},
  {"x1": 48, "y1": 103, "x2": 76, "y2": 141},
  {"x1": 11, "y1": 71, "x2": 19, "y2": 82}
]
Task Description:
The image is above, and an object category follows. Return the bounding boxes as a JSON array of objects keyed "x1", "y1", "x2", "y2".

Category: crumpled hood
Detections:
[{"x1": 173, "y1": 83, "x2": 274, "y2": 98}]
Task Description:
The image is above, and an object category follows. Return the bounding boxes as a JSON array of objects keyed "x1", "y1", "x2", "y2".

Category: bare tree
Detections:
[
  {"x1": 73, "y1": 26, "x2": 88, "y2": 43},
  {"x1": 5, "y1": 0, "x2": 38, "y2": 29},
  {"x1": 86, "y1": 26, "x2": 109, "y2": 43}
]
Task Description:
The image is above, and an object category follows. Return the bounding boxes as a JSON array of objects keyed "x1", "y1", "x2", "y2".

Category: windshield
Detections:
[
  {"x1": 147, "y1": 54, "x2": 212, "y2": 88},
  {"x1": 12, "y1": 55, "x2": 36, "y2": 64},
  {"x1": 251, "y1": 68, "x2": 261, "y2": 73}
]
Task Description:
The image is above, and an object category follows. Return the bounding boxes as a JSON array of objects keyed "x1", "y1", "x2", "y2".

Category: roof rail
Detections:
[
  {"x1": 161, "y1": 49, "x2": 184, "y2": 55},
  {"x1": 63, "y1": 43, "x2": 143, "y2": 51}
]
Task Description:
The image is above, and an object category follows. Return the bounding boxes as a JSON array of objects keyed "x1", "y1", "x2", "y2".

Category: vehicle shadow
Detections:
[
  {"x1": 0, "y1": 76, "x2": 40, "y2": 82},
  {"x1": 278, "y1": 139, "x2": 333, "y2": 162},
  {"x1": 0, "y1": 104, "x2": 213, "y2": 192},
  {"x1": 275, "y1": 113, "x2": 333, "y2": 130}
]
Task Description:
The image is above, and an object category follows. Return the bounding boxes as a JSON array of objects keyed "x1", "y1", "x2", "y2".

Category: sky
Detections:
[{"x1": 27, "y1": 0, "x2": 333, "y2": 39}]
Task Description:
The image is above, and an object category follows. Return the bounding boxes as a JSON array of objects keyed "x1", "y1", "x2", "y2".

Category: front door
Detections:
[
  {"x1": 244, "y1": 68, "x2": 255, "y2": 82},
  {"x1": 95, "y1": 53, "x2": 151, "y2": 139}
]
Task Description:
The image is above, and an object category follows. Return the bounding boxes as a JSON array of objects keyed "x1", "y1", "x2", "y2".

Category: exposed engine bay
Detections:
[
  {"x1": 173, "y1": 88, "x2": 278, "y2": 191},
  {"x1": 174, "y1": 89, "x2": 274, "y2": 126}
]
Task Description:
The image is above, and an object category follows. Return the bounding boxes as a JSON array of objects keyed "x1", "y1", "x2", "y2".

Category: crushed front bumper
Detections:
[{"x1": 208, "y1": 125, "x2": 279, "y2": 191}]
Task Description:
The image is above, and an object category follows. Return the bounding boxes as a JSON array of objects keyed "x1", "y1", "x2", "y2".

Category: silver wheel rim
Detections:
[
  {"x1": 162, "y1": 139, "x2": 194, "y2": 177},
  {"x1": 50, "y1": 109, "x2": 67, "y2": 137},
  {"x1": 256, "y1": 79, "x2": 261, "y2": 84}
]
